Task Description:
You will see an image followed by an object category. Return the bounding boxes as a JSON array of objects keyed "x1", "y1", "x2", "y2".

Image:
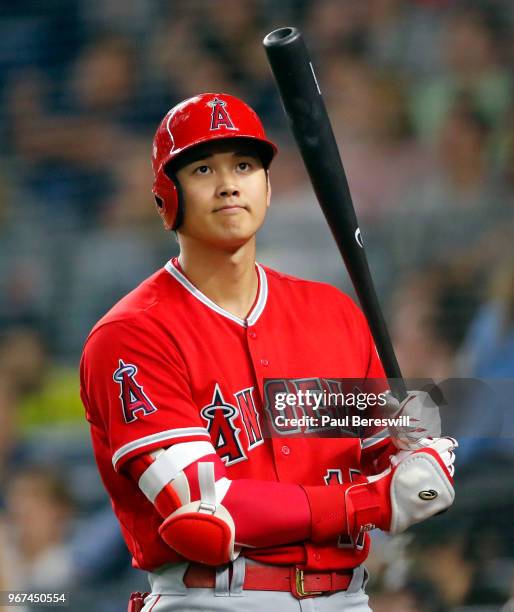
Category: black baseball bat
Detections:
[{"x1": 263, "y1": 26, "x2": 406, "y2": 401}]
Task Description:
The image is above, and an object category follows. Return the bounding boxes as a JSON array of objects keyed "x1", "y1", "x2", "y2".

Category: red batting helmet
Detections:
[{"x1": 152, "y1": 92, "x2": 277, "y2": 229}]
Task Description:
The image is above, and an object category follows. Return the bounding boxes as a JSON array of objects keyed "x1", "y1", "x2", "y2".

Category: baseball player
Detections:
[{"x1": 80, "y1": 93, "x2": 457, "y2": 612}]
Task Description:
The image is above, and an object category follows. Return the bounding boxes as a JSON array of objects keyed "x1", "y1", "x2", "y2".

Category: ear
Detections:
[
  {"x1": 266, "y1": 172, "x2": 272, "y2": 208},
  {"x1": 155, "y1": 197, "x2": 174, "y2": 231}
]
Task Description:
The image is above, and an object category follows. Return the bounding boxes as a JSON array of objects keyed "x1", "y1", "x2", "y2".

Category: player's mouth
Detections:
[{"x1": 213, "y1": 204, "x2": 248, "y2": 214}]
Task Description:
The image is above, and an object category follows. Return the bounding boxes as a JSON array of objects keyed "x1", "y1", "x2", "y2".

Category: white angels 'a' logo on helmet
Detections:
[{"x1": 207, "y1": 97, "x2": 236, "y2": 131}]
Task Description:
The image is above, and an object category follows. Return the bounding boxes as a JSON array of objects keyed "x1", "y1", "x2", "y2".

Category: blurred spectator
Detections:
[
  {"x1": 369, "y1": 453, "x2": 514, "y2": 608},
  {"x1": 0, "y1": 372, "x2": 21, "y2": 507},
  {"x1": 459, "y1": 258, "x2": 514, "y2": 378},
  {"x1": 0, "y1": 328, "x2": 83, "y2": 426},
  {"x1": 323, "y1": 55, "x2": 432, "y2": 222},
  {"x1": 59, "y1": 139, "x2": 174, "y2": 357},
  {"x1": 405, "y1": 458, "x2": 514, "y2": 607},
  {"x1": 163, "y1": 47, "x2": 237, "y2": 109},
  {"x1": 196, "y1": 0, "x2": 265, "y2": 79},
  {"x1": 0, "y1": 467, "x2": 76, "y2": 591},
  {"x1": 407, "y1": 537, "x2": 476, "y2": 609},
  {"x1": 367, "y1": 0, "x2": 444, "y2": 76},
  {"x1": 501, "y1": 106, "x2": 514, "y2": 185},
  {"x1": 504, "y1": 578, "x2": 514, "y2": 612},
  {"x1": 0, "y1": 241, "x2": 54, "y2": 335},
  {"x1": 0, "y1": 166, "x2": 10, "y2": 227},
  {"x1": 389, "y1": 265, "x2": 479, "y2": 380},
  {"x1": 411, "y1": 3, "x2": 512, "y2": 145},
  {"x1": 371, "y1": 585, "x2": 445, "y2": 612},
  {"x1": 68, "y1": 34, "x2": 138, "y2": 123},
  {"x1": 383, "y1": 97, "x2": 507, "y2": 290},
  {"x1": 304, "y1": 0, "x2": 369, "y2": 56},
  {"x1": 191, "y1": 0, "x2": 283, "y2": 118},
  {"x1": 69, "y1": 505, "x2": 139, "y2": 586},
  {"x1": 0, "y1": 328, "x2": 48, "y2": 398},
  {"x1": 0, "y1": 2, "x2": 81, "y2": 98},
  {"x1": 148, "y1": 7, "x2": 237, "y2": 104},
  {"x1": 6, "y1": 34, "x2": 142, "y2": 231},
  {"x1": 101, "y1": 139, "x2": 159, "y2": 230},
  {"x1": 417, "y1": 257, "x2": 514, "y2": 465},
  {"x1": 78, "y1": 0, "x2": 158, "y2": 39}
]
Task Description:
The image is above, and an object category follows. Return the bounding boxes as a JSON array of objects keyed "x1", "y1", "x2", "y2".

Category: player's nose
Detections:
[{"x1": 216, "y1": 182, "x2": 240, "y2": 198}]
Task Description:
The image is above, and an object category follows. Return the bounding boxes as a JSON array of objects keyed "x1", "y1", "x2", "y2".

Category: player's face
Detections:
[{"x1": 174, "y1": 141, "x2": 270, "y2": 250}]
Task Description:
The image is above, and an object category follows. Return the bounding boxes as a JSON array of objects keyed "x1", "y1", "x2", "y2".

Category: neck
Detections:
[{"x1": 177, "y1": 238, "x2": 258, "y2": 320}]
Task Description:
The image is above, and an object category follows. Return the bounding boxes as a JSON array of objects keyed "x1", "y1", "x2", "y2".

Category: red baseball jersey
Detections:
[{"x1": 80, "y1": 258, "x2": 388, "y2": 572}]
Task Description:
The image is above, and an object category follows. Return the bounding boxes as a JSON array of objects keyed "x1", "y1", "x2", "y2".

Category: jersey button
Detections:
[
  {"x1": 249, "y1": 330, "x2": 257, "y2": 339},
  {"x1": 281, "y1": 445, "x2": 290, "y2": 455},
  {"x1": 260, "y1": 358, "x2": 269, "y2": 367}
]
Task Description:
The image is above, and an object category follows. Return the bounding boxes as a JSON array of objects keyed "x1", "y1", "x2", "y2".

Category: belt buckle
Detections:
[{"x1": 295, "y1": 568, "x2": 322, "y2": 598}]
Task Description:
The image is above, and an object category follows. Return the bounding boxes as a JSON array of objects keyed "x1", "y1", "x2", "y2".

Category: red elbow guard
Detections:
[{"x1": 158, "y1": 501, "x2": 236, "y2": 566}]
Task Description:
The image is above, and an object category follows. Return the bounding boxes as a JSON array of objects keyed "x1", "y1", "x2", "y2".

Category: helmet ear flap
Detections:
[
  {"x1": 161, "y1": 161, "x2": 184, "y2": 231},
  {"x1": 152, "y1": 167, "x2": 180, "y2": 230}
]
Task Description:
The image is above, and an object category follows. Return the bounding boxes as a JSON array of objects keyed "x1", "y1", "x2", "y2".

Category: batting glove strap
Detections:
[
  {"x1": 302, "y1": 484, "x2": 349, "y2": 543},
  {"x1": 345, "y1": 484, "x2": 386, "y2": 538}
]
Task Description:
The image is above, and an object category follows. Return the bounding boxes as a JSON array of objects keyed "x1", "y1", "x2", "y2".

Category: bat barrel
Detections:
[
  {"x1": 264, "y1": 28, "x2": 406, "y2": 399},
  {"x1": 263, "y1": 29, "x2": 336, "y2": 155},
  {"x1": 264, "y1": 27, "x2": 360, "y2": 238}
]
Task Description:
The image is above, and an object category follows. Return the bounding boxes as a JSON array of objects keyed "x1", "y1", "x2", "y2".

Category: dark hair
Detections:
[{"x1": 164, "y1": 137, "x2": 273, "y2": 176}]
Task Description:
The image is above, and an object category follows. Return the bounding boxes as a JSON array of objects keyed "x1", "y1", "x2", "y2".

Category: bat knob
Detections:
[{"x1": 263, "y1": 27, "x2": 301, "y2": 48}]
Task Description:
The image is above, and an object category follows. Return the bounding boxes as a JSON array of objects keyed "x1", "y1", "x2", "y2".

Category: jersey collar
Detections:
[{"x1": 164, "y1": 260, "x2": 268, "y2": 328}]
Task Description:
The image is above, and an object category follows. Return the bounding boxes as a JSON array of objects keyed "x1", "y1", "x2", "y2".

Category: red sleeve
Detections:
[{"x1": 80, "y1": 318, "x2": 210, "y2": 472}]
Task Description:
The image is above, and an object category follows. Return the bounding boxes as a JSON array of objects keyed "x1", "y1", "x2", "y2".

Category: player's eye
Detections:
[
  {"x1": 237, "y1": 161, "x2": 251, "y2": 171},
  {"x1": 194, "y1": 165, "x2": 211, "y2": 175}
]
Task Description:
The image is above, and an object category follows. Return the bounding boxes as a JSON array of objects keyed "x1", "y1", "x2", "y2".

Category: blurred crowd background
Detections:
[{"x1": 0, "y1": 0, "x2": 513, "y2": 610}]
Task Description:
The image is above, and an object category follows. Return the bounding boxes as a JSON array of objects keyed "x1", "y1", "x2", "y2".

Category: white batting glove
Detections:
[
  {"x1": 386, "y1": 436, "x2": 457, "y2": 534},
  {"x1": 347, "y1": 437, "x2": 458, "y2": 537},
  {"x1": 384, "y1": 390, "x2": 442, "y2": 450},
  {"x1": 390, "y1": 436, "x2": 458, "y2": 478}
]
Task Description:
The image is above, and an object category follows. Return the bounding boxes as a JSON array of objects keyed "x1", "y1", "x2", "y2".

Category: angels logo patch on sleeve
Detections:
[{"x1": 113, "y1": 359, "x2": 158, "y2": 423}]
